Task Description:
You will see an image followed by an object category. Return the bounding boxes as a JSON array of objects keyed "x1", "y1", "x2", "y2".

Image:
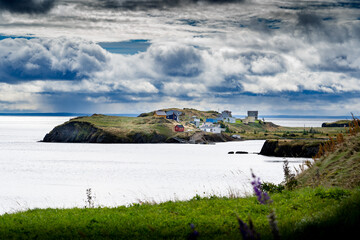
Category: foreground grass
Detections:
[{"x1": 0, "y1": 187, "x2": 359, "y2": 239}]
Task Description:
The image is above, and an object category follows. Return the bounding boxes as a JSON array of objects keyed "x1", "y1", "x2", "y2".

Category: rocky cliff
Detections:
[
  {"x1": 260, "y1": 140, "x2": 322, "y2": 158},
  {"x1": 43, "y1": 121, "x2": 127, "y2": 143},
  {"x1": 322, "y1": 120, "x2": 350, "y2": 127},
  {"x1": 189, "y1": 131, "x2": 235, "y2": 144}
]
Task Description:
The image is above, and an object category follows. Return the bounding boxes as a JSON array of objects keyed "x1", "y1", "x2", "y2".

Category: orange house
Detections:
[{"x1": 154, "y1": 110, "x2": 167, "y2": 118}]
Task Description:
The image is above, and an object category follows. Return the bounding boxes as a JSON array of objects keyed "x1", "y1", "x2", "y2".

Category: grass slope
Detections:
[
  {"x1": 0, "y1": 187, "x2": 359, "y2": 239},
  {"x1": 297, "y1": 134, "x2": 360, "y2": 189},
  {"x1": 138, "y1": 108, "x2": 220, "y2": 122}
]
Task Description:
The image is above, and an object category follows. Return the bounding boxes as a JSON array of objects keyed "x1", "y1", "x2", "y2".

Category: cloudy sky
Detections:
[{"x1": 0, "y1": 0, "x2": 359, "y2": 115}]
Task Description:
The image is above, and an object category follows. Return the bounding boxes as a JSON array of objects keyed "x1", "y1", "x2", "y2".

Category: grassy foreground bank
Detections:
[{"x1": 0, "y1": 187, "x2": 359, "y2": 239}]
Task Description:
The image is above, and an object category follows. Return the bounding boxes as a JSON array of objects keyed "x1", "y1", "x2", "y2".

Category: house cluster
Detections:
[
  {"x1": 198, "y1": 110, "x2": 259, "y2": 133},
  {"x1": 154, "y1": 110, "x2": 182, "y2": 122},
  {"x1": 154, "y1": 109, "x2": 259, "y2": 133},
  {"x1": 154, "y1": 110, "x2": 184, "y2": 132},
  {"x1": 198, "y1": 110, "x2": 233, "y2": 133}
]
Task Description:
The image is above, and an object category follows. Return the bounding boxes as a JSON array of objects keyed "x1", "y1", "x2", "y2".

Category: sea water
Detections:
[
  {"x1": 266, "y1": 118, "x2": 348, "y2": 128},
  {"x1": 0, "y1": 116, "x2": 314, "y2": 214}
]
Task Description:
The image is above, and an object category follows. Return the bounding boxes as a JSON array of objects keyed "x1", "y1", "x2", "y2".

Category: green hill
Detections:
[
  {"x1": 42, "y1": 109, "x2": 240, "y2": 143},
  {"x1": 43, "y1": 114, "x2": 197, "y2": 143},
  {"x1": 297, "y1": 132, "x2": 360, "y2": 189}
]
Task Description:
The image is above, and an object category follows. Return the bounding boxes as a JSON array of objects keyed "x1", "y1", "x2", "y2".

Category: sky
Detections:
[{"x1": 0, "y1": 0, "x2": 360, "y2": 115}]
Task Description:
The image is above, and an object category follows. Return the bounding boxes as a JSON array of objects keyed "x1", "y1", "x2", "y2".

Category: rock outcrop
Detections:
[
  {"x1": 322, "y1": 122, "x2": 350, "y2": 127},
  {"x1": 260, "y1": 140, "x2": 322, "y2": 158},
  {"x1": 43, "y1": 121, "x2": 127, "y2": 143},
  {"x1": 189, "y1": 131, "x2": 235, "y2": 144}
]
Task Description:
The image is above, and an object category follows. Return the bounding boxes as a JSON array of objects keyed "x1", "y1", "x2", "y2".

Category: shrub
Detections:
[
  {"x1": 315, "y1": 188, "x2": 351, "y2": 200},
  {"x1": 261, "y1": 182, "x2": 285, "y2": 194},
  {"x1": 283, "y1": 160, "x2": 298, "y2": 190}
]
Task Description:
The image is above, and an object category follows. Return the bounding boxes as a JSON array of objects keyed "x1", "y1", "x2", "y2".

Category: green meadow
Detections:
[{"x1": 0, "y1": 187, "x2": 359, "y2": 239}]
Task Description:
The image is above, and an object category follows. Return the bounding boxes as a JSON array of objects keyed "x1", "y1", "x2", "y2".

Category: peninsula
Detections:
[
  {"x1": 43, "y1": 108, "x2": 276, "y2": 144},
  {"x1": 43, "y1": 108, "x2": 347, "y2": 157}
]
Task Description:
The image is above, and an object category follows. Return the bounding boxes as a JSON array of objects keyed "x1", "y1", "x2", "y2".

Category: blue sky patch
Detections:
[
  {"x1": 257, "y1": 18, "x2": 281, "y2": 29},
  {"x1": 322, "y1": 17, "x2": 334, "y2": 21},
  {"x1": 98, "y1": 39, "x2": 151, "y2": 55},
  {"x1": 178, "y1": 19, "x2": 205, "y2": 27},
  {"x1": 0, "y1": 34, "x2": 35, "y2": 40}
]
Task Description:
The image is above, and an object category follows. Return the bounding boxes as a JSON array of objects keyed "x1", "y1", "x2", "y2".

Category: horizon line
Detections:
[{"x1": 0, "y1": 112, "x2": 353, "y2": 119}]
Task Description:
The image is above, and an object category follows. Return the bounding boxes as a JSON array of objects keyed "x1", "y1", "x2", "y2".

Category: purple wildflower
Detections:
[
  {"x1": 237, "y1": 216, "x2": 260, "y2": 240},
  {"x1": 251, "y1": 172, "x2": 272, "y2": 205},
  {"x1": 188, "y1": 223, "x2": 199, "y2": 240},
  {"x1": 268, "y1": 210, "x2": 280, "y2": 240}
]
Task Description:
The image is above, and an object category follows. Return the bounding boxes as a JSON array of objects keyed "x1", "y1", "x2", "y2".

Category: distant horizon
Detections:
[{"x1": 0, "y1": 112, "x2": 354, "y2": 119}]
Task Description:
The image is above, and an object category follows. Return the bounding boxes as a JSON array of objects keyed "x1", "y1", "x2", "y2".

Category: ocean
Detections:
[{"x1": 0, "y1": 116, "x2": 338, "y2": 214}]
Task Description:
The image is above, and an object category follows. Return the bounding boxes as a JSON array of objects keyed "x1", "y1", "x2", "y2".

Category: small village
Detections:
[{"x1": 154, "y1": 109, "x2": 259, "y2": 134}]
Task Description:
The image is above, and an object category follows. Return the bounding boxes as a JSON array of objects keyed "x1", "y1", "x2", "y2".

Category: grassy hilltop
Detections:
[
  {"x1": 70, "y1": 114, "x2": 192, "y2": 140},
  {"x1": 43, "y1": 113, "x2": 197, "y2": 143},
  {"x1": 138, "y1": 108, "x2": 220, "y2": 121}
]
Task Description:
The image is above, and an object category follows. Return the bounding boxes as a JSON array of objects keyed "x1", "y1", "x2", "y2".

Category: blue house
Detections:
[
  {"x1": 166, "y1": 110, "x2": 182, "y2": 122},
  {"x1": 206, "y1": 118, "x2": 218, "y2": 123},
  {"x1": 166, "y1": 114, "x2": 179, "y2": 121}
]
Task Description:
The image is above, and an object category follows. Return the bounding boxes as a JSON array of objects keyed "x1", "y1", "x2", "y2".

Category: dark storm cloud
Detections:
[
  {"x1": 97, "y1": 0, "x2": 245, "y2": 10},
  {"x1": 295, "y1": 11, "x2": 358, "y2": 43},
  {"x1": 297, "y1": 12, "x2": 323, "y2": 28},
  {"x1": 279, "y1": 0, "x2": 360, "y2": 11},
  {"x1": 0, "y1": 38, "x2": 108, "y2": 83},
  {"x1": 149, "y1": 44, "x2": 204, "y2": 77},
  {"x1": 0, "y1": 0, "x2": 56, "y2": 14}
]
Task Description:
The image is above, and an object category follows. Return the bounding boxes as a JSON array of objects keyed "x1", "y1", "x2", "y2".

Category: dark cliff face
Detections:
[
  {"x1": 43, "y1": 121, "x2": 126, "y2": 143},
  {"x1": 260, "y1": 140, "x2": 321, "y2": 158},
  {"x1": 322, "y1": 123, "x2": 349, "y2": 127},
  {"x1": 129, "y1": 132, "x2": 168, "y2": 143},
  {"x1": 189, "y1": 132, "x2": 234, "y2": 144}
]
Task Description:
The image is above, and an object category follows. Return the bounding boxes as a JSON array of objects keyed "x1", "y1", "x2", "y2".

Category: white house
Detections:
[
  {"x1": 224, "y1": 117, "x2": 236, "y2": 123},
  {"x1": 200, "y1": 124, "x2": 225, "y2": 133},
  {"x1": 217, "y1": 110, "x2": 235, "y2": 123},
  {"x1": 190, "y1": 118, "x2": 201, "y2": 127},
  {"x1": 221, "y1": 110, "x2": 232, "y2": 118}
]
